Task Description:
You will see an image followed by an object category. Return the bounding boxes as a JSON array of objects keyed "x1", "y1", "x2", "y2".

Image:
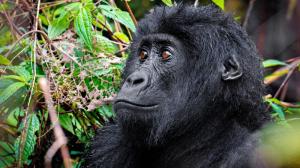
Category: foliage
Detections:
[
  {"x1": 0, "y1": 0, "x2": 299, "y2": 167},
  {"x1": 212, "y1": 0, "x2": 225, "y2": 10}
]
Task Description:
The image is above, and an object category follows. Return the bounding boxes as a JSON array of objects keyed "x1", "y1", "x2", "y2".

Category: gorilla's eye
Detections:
[
  {"x1": 161, "y1": 50, "x2": 172, "y2": 61},
  {"x1": 139, "y1": 50, "x2": 148, "y2": 61}
]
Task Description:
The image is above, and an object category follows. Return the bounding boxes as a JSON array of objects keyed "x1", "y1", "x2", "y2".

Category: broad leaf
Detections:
[
  {"x1": 0, "y1": 75, "x2": 27, "y2": 83},
  {"x1": 49, "y1": 2, "x2": 81, "y2": 39},
  {"x1": 113, "y1": 32, "x2": 130, "y2": 43},
  {"x1": 5, "y1": 66, "x2": 31, "y2": 82},
  {"x1": 162, "y1": 0, "x2": 173, "y2": 7},
  {"x1": 14, "y1": 114, "x2": 40, "y2": 165},
  {"x1": 99, "y1": 5, "x2": 136, "y2": 32},
  {"x1": 212, "y1": 0, "x2": 225, "y2": 10},
  {"x1": 0, "y1": 54, "x2": 10, "y2": 65},
  {"x1": 75, "y1": 7, "x2": 93, "y2": 51},
  {"x1": 0, "y1": 79, "x2": 26, "y2": 115},
  {"x1": 263, "y1": 59, "x2": 287, "y2": 68},
  {"x1": 0, "y1": 82, "x2": 25, "y2": 104},
  {"x1": 53, "y1": 2, "x2": 81, "y2": 16},
  {"x1": 48, "y1": 11, "x2": 71, "y2": 39}
]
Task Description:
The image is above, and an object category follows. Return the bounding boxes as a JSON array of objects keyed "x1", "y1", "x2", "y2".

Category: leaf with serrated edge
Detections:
[
  {"x1": 75, "y1": 7, "x2": 93, "y2": 50},
  {"x1": 14, "y1": 114, "x2": 40, "y2": 165}
]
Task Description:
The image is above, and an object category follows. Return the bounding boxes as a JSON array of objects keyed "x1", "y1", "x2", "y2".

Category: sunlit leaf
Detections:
[
  {"x1": 162, "y1": 0, "x2": 173, "y2": 6},
  {"x1": 269, "y1": 102, "x2": 285, "y2": 121},
  {"x1": 264, "y1": 68, "x2": 289, "y2": 84},
  {"x1": 0, "y1": 75, "x2": 27, "y2": 83},
  {"x1": 113, "y1": 32, "x2": 130, "y2": 43},
  {"x1": 212, "y1": 0, "x2": 225, "y2": 10},
  {"x1": 263, "y1": 59, "x2": 287, "y2": 68},
  {"x1": 0, "y1": 54, "x2": 11, "y2": 65},
  {"x1": 75, "y1": 7, "x2": 93, "y2": 51}
]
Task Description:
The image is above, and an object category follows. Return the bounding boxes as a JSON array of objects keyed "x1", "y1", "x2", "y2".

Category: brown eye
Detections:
[
  {"x1": 139, "y1": 50, "x2": 148, "y2": 61},
  {"x1": 162, "y1": 50, "x2": 172, "y2": 61}
]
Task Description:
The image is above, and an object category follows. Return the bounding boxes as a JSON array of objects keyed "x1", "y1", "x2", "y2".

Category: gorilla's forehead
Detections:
[
  {"x1": 135, "y1": 5, "x2": 228, "y2": 38},
  {"x1": 138, "y1": 33, "x2": 180, "y2": 46}
]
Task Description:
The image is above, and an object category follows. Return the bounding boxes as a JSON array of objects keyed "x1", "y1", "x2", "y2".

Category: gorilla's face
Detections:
[
  {"x1": 111, "y1": 5, "x2": 266, "y2": 144},
  {"x1": 114, "y1": 33, "x2": 188, "y2": 121}
]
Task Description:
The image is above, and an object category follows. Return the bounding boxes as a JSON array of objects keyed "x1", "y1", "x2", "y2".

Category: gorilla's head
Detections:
[{"x1": 114, "y1": 5, "x2": 268, "y2": 145}]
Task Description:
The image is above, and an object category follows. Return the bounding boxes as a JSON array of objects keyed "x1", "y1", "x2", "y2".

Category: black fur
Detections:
[{"x1": 84, "y1": 5, "x2": 270, "y2": 168}]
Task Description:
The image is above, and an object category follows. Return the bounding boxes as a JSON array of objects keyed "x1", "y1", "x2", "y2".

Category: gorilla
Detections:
[{"x1": 84, "y1": 4, "x2": 270, "y2": 168}]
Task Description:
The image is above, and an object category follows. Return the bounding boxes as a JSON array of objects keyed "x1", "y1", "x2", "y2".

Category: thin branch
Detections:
[
  {"x1": 39, "y1": 78, "x2": 72, "y2": 168},
  {"x1": 114, "y1": 45, "x2": 129, "y2": 55},
  {"x1": 273, "y1": 64, "x2": 298, "y2": 99},
  {"x1": 124, "y1": 1, "x2": 137, "y2": 26},
  {"x1": 243, "y1": 0, "x2": 256, "y2": 29}
]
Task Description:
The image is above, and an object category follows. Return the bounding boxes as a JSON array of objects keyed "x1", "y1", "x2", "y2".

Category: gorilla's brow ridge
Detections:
[{"x1": 139, "y1": 33, "x2": 178, "y2": 47}]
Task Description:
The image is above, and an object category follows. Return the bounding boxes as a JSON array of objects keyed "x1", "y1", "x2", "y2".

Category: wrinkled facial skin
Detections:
[{"x1": 114, "y1": 34, "x2": 188, "y2": 124}]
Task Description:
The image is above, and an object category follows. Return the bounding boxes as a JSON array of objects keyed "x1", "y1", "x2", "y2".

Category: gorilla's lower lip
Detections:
[{"x1": 114, "y1": 100, "x2": 158, "y2": 108}]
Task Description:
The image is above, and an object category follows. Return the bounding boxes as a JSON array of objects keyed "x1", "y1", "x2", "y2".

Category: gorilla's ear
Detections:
[{"x1": 221, "y1": 54, "x2": 243, "y2": 81}]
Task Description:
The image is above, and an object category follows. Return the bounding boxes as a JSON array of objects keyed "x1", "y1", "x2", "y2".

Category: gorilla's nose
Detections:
[{"x1": 124, "y1": 71, "x2": 149, "y2": 91}]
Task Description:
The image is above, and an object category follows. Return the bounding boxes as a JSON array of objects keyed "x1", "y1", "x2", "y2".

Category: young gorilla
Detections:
[{"x1": 84, "y1": 4, "x2": 270, "y2": 168}]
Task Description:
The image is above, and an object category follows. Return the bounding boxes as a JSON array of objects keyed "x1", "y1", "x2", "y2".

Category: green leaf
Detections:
[
  {"x1": 95, "y1": 34, "x2": 118, "y2": 54},
  {"x1": 0, "y1": 54, "x2": 11, "y2": 65},
  {"x1": 15, "y1": 114, "x2": 40, "y2": 165},
  {"x1": 5, "y1": 66, "x2": 31, "y2": 82},
  {"x1": 212, "y1": 0, "x2": 225, "y2": 10},
  {"x1": 162, "y1": 0, "x2": 173, "y2": 7},
  {"x1": 53, "y1": 2, "x2": 81, "y2": 17},
  {"x1": 99, "y1": 5, "x2": 136, "y2": 32},
  {"x1": 113, "y1": 32, "x2": 130, "y2": 43},
  {"x1": 0, "y1": 141, "x2": 15, "y2": 168},
  {"x1": 93, "y1": 13, "x2": 112, "y2": 31},
  {"x1": 0, "y1": 75, "x2": 27, "y2": 83},
  {"x1": 59, "y1": 113, "x2": 75, "y2": 134},
  {"x1": 75, "y1": 7, "x2": 93, "y2": 51},
  {"x1": 270, "y1": 102, "x2": 285, "y2": 121},
  {"x1": 39, "y1": 14, "x2": 49, "y2": 26},
  {"x1": 48, "y1": 12, "x2": 71, "y2": 39},
  {"x1": 263, "y1": 59, "x2": 287, "y2": 68},
  {"x1": 0, "y1": 82, "x2": 25, "y2": 104}
]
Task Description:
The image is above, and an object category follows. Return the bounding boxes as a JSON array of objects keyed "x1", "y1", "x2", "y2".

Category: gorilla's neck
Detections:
[
  {"x1": 119, "y1": 103, "x2": 254, "y2": 150},
  {"x1": 118, "y1": 104, "x2": 258, "y2": 166}
]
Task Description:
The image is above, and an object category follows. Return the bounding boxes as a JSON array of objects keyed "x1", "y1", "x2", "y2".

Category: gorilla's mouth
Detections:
[{"x1": 114, "y1": 99, "x2": 158, "y2": 109}]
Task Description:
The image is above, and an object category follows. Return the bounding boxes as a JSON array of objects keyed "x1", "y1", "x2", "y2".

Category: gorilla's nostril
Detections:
[
  {"x1": 125, "y1": 72, "x2": 148, "y2": 89},
  {"x1": 133, "y1": 78, "x2": 144, "y2": 85}
]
